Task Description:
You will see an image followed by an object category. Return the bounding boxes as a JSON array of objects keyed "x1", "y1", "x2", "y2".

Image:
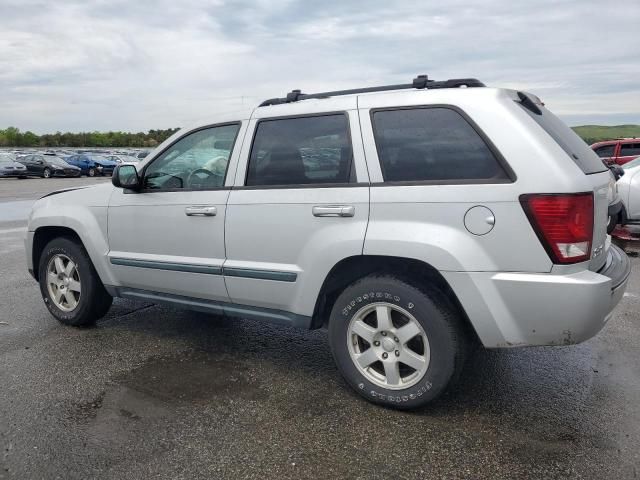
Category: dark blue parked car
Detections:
[{"x1": 64, "y1": 154, "x2": 117, "y2": 177}]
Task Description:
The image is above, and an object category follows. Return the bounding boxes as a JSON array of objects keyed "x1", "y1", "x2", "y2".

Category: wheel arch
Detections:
[
  {"x1": 310, "y1": 255, "x2": 480, "y2": 343},
  {"x1": 32, "y1": 226, "x2": 83, "y2": 281}
]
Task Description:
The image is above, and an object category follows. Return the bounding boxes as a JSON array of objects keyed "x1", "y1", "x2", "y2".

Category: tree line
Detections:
[{"x1": 0, "y1": 127, "x2": 180, "y2": 148}]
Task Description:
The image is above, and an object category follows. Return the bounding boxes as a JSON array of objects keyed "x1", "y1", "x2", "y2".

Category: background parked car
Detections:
[
  {"x1": 614, "y1": 156, "x2": 640, "y2": 227},
  {"x1": 104, "y1": 154, "x2": 140, "y2": 164},
  {"x1": 18, "y1": 154, "x2": 81, "y2": 178},
  {"x1": 65, "y1": 154, "x2": 117, "y2": 177},
  {"x1": 0, "y1": 153, "x2": 28, "y2": 179},
  {"x1": 591, "y1": 138, "x2": 640, "y2": 165}
]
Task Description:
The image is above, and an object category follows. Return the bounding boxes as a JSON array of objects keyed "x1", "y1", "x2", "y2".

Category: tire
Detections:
[
  {"x1": 88, "y1": 168, "x2": 96, "y2": 177},
  {"x1": 38, "y1": 237, "x2": 112, "y2": 327},
  {"x1": 43, "y1": 168, "x2": 52, "y2": 178},
  {"x1": 607, "y1": 213, "x2": 618, "y2": 234},
  {"x1": 17, "y1": 176, "x2": 27, "y2": 179},
  {"x1": 328, "y1": 275, "x2": 467, "y2": 409}
]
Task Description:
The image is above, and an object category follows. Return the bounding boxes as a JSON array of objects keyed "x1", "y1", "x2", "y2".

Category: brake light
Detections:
[{"x1": 520, "y1": 193, "x2": 594, "y2": 264}]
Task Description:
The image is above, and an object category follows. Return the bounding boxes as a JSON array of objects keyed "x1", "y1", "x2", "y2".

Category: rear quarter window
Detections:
[{"x1": 371, "y1": 107, "x2": 511, "y2": 183}]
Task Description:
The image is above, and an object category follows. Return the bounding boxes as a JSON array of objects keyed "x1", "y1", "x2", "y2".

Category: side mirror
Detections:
[{"x1": 112, "y1": 164, "x2": 141, "y2": 190}]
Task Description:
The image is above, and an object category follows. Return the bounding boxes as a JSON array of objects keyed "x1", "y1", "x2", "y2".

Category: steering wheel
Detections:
[{"x1": 186, "y1": 168, "x2": 225, "y2": 189}]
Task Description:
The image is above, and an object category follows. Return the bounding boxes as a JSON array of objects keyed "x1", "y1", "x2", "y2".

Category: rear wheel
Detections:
[
  {"x1": 38, "y1": 237, "x2": 112, "y2": 326},
  {"x1": 328, "y1": 275, "x2": 467, "y2": 409},
  {"x1": 43, "y1": 167, "x2": 52, "y2": 178}
]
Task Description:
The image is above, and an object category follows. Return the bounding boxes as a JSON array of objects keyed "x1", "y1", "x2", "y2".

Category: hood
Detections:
[{"x1": 40, "y1": 185, "x2": 91, "y2": 199}]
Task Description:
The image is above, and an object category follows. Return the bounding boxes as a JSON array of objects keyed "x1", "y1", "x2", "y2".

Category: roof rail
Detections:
[{"x1": 259, "y1": 75, "x2": 485, "y2": 107}]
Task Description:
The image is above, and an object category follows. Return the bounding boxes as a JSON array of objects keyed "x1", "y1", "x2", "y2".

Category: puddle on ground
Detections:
[{"x1": 117, "y1": 351, "x2": 265, "y2": 403}]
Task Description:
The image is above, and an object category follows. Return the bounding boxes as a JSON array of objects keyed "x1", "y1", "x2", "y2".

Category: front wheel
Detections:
[
  {"x1": 43, "y1": 167, "x2": 52, "y2": 178},
  {"x1": 328, "y1": 275, "x2": 467, "y2": 409},
  {"x1": 87, "y1": 168, "x2": 96, "y2": 177},
  {"x1": 38, "y1": 237, "x2": 112, "y2": 326}
]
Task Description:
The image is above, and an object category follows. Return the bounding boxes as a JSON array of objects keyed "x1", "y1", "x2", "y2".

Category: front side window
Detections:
[
  {"x1": 372, "y1": 107, "x2": 510, "y2": 182},
  {"x1": 246, "y1": 114, "x2": 353, "y2": 186},
  {"x1": 144, "y1": 124, "x2": 240, "y2": 190},
  {"x1": 594, "y1": 144, "x2": 616, "y2": 158},
  {"x1": 621, "y1": 143, "x2": 640, "y2": 157}
]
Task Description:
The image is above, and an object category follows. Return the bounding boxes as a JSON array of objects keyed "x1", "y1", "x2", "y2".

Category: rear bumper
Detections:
[{"x1": 443, "y1": 244, "x2": 631, "y2": 348}]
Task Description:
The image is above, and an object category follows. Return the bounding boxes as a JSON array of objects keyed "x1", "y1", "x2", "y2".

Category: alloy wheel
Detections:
[
  {"x1": 347, "y1": 302, "x2": 430, "y2": 390},
  {"x1": 46, "y1": 254, "x2": 81, "y2": 312}
]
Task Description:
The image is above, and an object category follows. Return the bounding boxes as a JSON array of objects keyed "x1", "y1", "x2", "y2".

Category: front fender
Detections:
[{"x1": 27, "y1": 185, "x2": 117, "y2": 286}]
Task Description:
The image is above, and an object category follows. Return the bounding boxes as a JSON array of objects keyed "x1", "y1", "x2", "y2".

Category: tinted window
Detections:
[
  {"x1": 246, "y1": 114, "x2": 353, "y2": 186},
  {"x1": 518, "y1": 101, "x2": 607, "y2": 174},
  {"x1": 144, "y1": 124, "x2": 240, "y2": 190},
  {"x1": 372, "y1": 108, "x2": 509, "y2": 182},
  {"x1": 594, "y1": 144, "x2": 616, "y2": 158},
  {"x1": 621, "y1": 143, "x2": 640, "y2": 156}
]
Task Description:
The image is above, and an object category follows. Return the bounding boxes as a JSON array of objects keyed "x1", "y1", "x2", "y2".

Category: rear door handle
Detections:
[
  {"x1": 185, "y1": 205, "x2": 217, "y2": 216},
  {"x1": 312, "y1": 205, "x2": 355, "y2": 217}
]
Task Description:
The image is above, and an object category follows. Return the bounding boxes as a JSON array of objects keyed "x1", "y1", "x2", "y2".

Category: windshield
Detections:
[
  {"x1": 0, "y1": 153, "x2": 16, "y2": 162},
  {"x1": 622, "y1": 157, "x2": 640, "y2": 170}
]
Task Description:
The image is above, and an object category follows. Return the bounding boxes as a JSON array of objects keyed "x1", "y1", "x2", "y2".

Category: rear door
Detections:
[
  {"x1": 21, "y1": 155, "x2": 37, "y2": 174},
  {"x1": 224, "y1": 101, "x2": 369, "y2": 318}
]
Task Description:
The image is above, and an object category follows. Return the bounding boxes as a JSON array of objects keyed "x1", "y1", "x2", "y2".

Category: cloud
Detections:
[{"x1": 0, "y1": 0, "x2": 639, "y2": 132}]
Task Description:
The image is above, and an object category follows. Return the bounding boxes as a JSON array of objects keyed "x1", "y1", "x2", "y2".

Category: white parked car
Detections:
[
  {"x1": 615, "y1": 156, "x2": 640, "y2": 226},
  {"x1": 25, "y1": 76, "x2": 630, "y2": 409}
]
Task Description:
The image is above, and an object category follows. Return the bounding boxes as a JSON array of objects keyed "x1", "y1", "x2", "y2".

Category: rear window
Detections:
[
  {"x1": 371, "y1": 107, "x2": 510, "y2": 183},
  {"x1": 518, "y1": 96, "x2": 607, "y2": 174},
  {"x1": 593, "y1": 144, "x2": 616, "y2": 158}
]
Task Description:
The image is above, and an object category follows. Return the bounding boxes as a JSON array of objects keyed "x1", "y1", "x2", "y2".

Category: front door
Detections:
[{"x1": 107, "y1": 122, "x2": 245, "y2": 301}]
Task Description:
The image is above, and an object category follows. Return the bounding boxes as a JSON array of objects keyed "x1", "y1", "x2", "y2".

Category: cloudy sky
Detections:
[{"x1": 1, "y1": 0, "x2": 639, "y2": 133}]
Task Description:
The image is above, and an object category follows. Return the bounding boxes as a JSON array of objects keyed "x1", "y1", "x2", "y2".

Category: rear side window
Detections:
[
  {"x1": 517, "y1": 97, "x2": 607, "y2": 174},
  {"x1": 621, "y1": 143, "x2": 640, "y2": 157},
  {"x1": 371, "y1": 107, "x2": 510, "y2": 183},
  {"x1": 594, "y1": 144, "x2": 616, "y2": 158},
  {"x1": 246, "y1": 114, "x2": 353, "y2": 186}
]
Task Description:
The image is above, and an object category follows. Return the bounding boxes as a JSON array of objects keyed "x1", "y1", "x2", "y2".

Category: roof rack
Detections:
[{"x1": 259, "y1": 75, "x2": 485, "y2": 107}]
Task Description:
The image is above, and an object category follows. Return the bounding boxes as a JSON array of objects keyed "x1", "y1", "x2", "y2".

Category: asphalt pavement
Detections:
[{"x1": 0, "y1": 176, "x2": 639, "y2": 479}]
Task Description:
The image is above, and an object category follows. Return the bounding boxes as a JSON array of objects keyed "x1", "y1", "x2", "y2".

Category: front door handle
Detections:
[
  {"x1": 312, "y1": 205, "x2": 355, "y2": 217},
  {"x1": 185, "y1": 205, "x2": 217, "y2": 216}
]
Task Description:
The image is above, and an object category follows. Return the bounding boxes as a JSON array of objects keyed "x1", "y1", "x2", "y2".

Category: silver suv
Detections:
[{"x1": 25, "y1": 76, "x2": 630, "y2": 409}]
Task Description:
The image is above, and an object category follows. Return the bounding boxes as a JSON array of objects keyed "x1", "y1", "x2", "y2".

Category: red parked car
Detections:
[{"x1": 591, "y1": 138, "x2": 640, "y2": 165}]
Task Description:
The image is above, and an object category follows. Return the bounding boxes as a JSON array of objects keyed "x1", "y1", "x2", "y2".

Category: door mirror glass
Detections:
[{"x1": 112, "y1": 164, "x2": 140, "y2": 189}]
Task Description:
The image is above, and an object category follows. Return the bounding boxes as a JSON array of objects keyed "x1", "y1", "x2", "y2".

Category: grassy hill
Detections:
[{"x1": 572, "y1": 125, "x2": 640, "y2": 145}]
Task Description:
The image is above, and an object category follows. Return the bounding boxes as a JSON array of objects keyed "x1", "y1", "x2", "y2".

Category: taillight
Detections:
[{"x1": 520, "y1": 193, "x2": 594, "y2": 264}]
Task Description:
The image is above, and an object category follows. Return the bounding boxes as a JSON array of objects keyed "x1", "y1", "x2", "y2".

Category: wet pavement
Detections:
[{"x1": 0, "y1": 177, "x2": 639, "y2": 479}]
